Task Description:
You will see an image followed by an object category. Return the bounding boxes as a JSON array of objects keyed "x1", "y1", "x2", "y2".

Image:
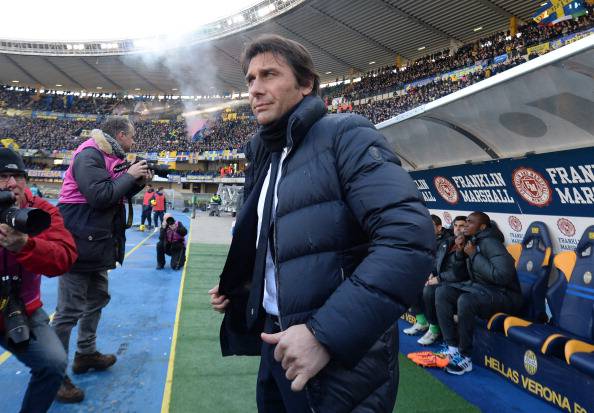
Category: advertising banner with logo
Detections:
[
  {"x1": 473, "y1": 328, "x2": 594, "y2": 412},
  {"x1": 527, "y1": 42, "x2": 551, "y2": 56},
  {"x1": 526, "y1": 28, "x2": 593, "y2": 56},
  {"x1": 29, "y1": 110, "x2": 101, "y2": 122},
  {"x1": 26, "y1": 170, "x2": 65, "y2": 179},
  {"x1": 409, "y1": 146, "x2": 594, "y2": 252}
]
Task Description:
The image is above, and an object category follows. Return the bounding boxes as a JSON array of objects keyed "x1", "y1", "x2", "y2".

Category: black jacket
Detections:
[
  {"x1": 59, "y1": 143, "x2": 144, "y2": 272},
  {"x1": 435, "y1": 236, "x2": 469, "y2": 283},
  {"x1": 454, "y1": 228, "x2": 522, "y2": 306},
  {"x1": 158, "y1": 221, "x2": 188, "y2": 245},
  {"x1": 218, "y1": 95, "x2": 434, "y2": 412}
]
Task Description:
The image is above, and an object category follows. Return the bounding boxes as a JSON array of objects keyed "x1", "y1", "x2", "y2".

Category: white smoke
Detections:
[{"x1": 121, "y1": 32, "x2": 248, "y2": 140}]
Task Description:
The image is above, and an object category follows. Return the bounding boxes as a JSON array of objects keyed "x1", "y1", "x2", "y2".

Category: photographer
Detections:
[
  {"x1": 0, "y1": 148, "x2": 78, "y2": 413},
  {"x1": 51, "y1": 116, "x2": 152, "y2": 403},
  {"x1": 435, "y1": 212, "x2": 522, "y2": 375},
  {"x1": 156, "y1": 213, "x2": 187, "y2": 270}
]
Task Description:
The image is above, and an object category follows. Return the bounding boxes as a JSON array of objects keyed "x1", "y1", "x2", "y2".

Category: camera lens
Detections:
[{"x1": 0, "y1": 207, "x2": 51, "y2": 236}]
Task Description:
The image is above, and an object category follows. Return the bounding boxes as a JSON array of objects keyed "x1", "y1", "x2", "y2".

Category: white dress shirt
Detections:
[{"x1": 256, "y1": 148, "x2": 288, "y2": 316}]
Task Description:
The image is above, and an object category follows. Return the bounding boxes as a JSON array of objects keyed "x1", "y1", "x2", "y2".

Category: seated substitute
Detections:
[
  {"x1": 436, "y1": 211, "x2": 522, "y2": 375},
  {"x1": 404, "y1": 214, "x2": 452, "y2": 337},
  {"x1": 0, "y1": 148, "x2": 78, "y2": 413},
  {"x1": 418, "y1": 215, "x2": 469, "y2": 346},
  {"x1": 156, "y1": 214, "x2": 187, "y2": 270}
]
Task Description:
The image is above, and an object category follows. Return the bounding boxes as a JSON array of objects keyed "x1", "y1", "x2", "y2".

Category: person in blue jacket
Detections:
[{"x1": 209, "y1": 34, "x2": 434, "y2": 412}]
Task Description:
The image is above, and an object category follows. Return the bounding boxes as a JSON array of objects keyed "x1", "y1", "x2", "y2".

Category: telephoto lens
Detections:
[{"x1": 0, "y1": 190, "x2": 51, "y2": 235}]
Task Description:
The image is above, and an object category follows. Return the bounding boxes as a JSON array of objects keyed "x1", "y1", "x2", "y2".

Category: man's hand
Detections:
[
  {"x1": 426, "y1": 275, "x2": 439, "y2": 286},
  {"x1": 454, "y1": 235, "x2": 466, "y2": 252},
  {"x1": 208, "y1": 284, "x2": 230, "y2": 313},
  {"x1": 0, "y1": 224, "x2": 28, "y2": 252},
  {"x1": 464, "y1": 240, "x2": 477, "y2": 257},
  {"x1": 261, "y1": 324, "x2": 330, "y2": 392},
  {"x1": 127, "y1": 160, "x2": 149, "y2": 180},
  {"x1": 137, "y1": 169, "x2": 154, "y2": 185}
]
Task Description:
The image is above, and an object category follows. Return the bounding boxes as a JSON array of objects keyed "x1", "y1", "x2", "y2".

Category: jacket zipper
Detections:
[
  {"x1": 273, "y1": 120, "x2": 317, "y2": 413},
  {"x1": 272, "y1": 118, "x2": 296, "y2": 331},
  {"x1": 273, "y1": 164, "x2": 289, "y2": 332}
]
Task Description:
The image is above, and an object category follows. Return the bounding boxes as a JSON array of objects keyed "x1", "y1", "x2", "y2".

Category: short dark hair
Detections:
[
  {"x1": 241, "y1": 34, "x2": 320, "y2": 96},
  {"x1": 453, "y1": 215, "x2": 467, "y2": 223},
  {"x1": 430, "y1": 214, "x2": 442, "y2": 226},
  {"x1": 101, "y1": 116, "x2": 133, "y2": 139},
  {"x1": 471, "y1": 211, "x2": 490, "y2": 226}
]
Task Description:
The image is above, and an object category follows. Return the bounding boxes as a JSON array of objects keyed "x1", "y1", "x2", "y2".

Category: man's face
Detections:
[
  {"x1": 452, "y1": 219, "x2": 466, "y2": 237},
  {"x1": 246, "y1": 52, "x2": 312, "y2": 125},
  {"x1": 464, "y1": 214, "x2": 484, "y2": 237},
  {"x1": 0, "y1": 172, "x2": 27, "y2": 207},
  {"x1": 117, "y1": 125, "x2": 136, "y2": 152}
]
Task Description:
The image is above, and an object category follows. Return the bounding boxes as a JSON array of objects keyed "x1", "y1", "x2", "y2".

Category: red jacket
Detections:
[{"x1": 0, "y1": 188, "x2": 78, "y2": 331}]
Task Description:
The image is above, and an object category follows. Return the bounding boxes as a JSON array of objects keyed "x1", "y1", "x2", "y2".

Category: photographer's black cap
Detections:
[{"x1": 0, "y1": 148, "x2": 27, "y2": 175}]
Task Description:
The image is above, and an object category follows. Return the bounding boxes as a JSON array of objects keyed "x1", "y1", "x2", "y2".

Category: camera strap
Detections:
[
  {"x1": 0, "y1": 275, "x2": 10, "y2": 311},
  {"x1": 0, "y1": 253, "x2": 21, "y2": 311},
  {"x1": 125, "y1": 198, "x2": 133, "y2": 229}
]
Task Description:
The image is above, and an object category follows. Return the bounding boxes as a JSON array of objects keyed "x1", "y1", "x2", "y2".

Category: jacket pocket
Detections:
[
  {"x1": 70, "y1": 226, "x2": 113, "y2": 264},
  {"x1": 309, "y1": 334, "x2": 394, "y2": 412}
]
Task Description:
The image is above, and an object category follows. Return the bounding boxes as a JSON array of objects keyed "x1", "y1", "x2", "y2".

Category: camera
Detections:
[
  {"x1": 0, "y1": 275, "x2": 30, "y2": 349},
  {"x1": 0, "y1": 190, "x2": 51, "y2": 236},
  {"x1": 134, "y1": 157, "x2": 170, "y2": 179}
]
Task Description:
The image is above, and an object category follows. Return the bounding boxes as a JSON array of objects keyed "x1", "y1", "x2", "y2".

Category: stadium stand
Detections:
[
  {"x1": 1, "y1": 1, "x2": 593, "y2": 411},
  {"x1": 0, "y1": 9, "x2": 592, "y2": 153}
]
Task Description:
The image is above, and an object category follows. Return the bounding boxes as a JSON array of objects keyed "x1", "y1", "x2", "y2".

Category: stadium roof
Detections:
[
  {"x1": 0, "y1": 0, "x2": 541, "y2": 96},
  {"x1": 377, "y1": 36, "x2": 594, "y2": 171}
]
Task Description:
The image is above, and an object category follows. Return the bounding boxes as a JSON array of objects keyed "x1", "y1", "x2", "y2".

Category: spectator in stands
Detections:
[
  {"x1": 1, "y1": 9, "x2": 591, "y2": 155},
  {"x1": 435, "y1": 212, "x2": 522, "y2": 375},
  {"x1": 141, "y1": 184, "x2": 155, "y2": 229},
  {"x1": 403, "y1": 214, "x2": 452, "y2": 337},
  {"x1": 152, "y1": 187, "x2": 166, "y2": 228},
  {"x1": 419, "y1": 215, "x2": 469, "y2": 346},
  {"x1": 156, "y1": 214, "x2": 187, "y2": 270},
  {"x1": 0, "y1": 148, "x2": 77, "y2": 413},
  {"x1": 51, "y1": 116, "x2": 152, "y2": 403},
  {"x1": 209, "y1": 34, "x2": 433, "y2": 412}
]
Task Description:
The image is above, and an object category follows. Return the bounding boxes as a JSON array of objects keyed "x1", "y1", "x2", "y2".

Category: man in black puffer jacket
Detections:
[
  {"x1": 209, "y1": 34, "x2": 434, "y2": 412},
  {"x1": 416, "y1": 215, "x2": 469, "y2": 346},
  {"x1": 436, "y1": 212, "x2": 522, "y2": 376}
]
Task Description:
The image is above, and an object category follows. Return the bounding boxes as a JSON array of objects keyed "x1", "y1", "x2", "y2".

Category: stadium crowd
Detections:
[
  {"x1": 0, "y1": 115, "x2": 258, "y2": 153},
  {"x1": 0, "y1": 11, "x2": 591, "y2": 153},
  {"x1": 322, "y1": 13, "x2": 593, "y2": 101}
]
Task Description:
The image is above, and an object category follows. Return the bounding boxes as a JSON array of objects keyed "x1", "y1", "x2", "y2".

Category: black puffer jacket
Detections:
[
  {"x1": 219, "y1": 96, "x2": 434, "y2": 412},
  {"x1": 435, "y1": 236, "x2": 469, "y2": 283},
  {"x1": 455, "y1": 228, "x2": 522, "y2": 306}
]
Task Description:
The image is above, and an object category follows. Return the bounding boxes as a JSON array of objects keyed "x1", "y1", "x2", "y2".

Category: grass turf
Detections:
[{"x1": 169, "y1": 243, "x2": 479, "y2": 412}]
